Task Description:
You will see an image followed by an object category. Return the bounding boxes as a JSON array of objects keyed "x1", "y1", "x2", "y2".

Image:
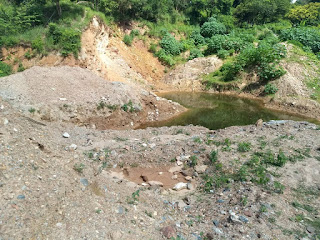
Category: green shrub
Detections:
[
  {"x1": 200, "y1": 18, "x2": 227, "y2": 38},
  {"x1": 18, "y1": 62, "x2": 25, "y2": 72},
  {"x1": 155, "y1": 49, "x2": 175, "y2": 66},
  {"x1": 205, "y1": 35, "x2": 248, "y2": 56},
  {"x1": 238, "y1": 142, "x2": 251, "y2": 152},
  {"x1": 217, "y1": 49, "x2": 230, "y2": 59},
  {"x1": 0, "y1": 61, "x2": 12, "y2": 77},
  {"x1": 149, "y1": 43, "x2": 157, "y2": 54},
  {"x1": 31, "y1": 37, "x2": 44, "y2": 54},
  {"x1": 123, "y1": 34, "x2": 133, "y2": 46},
  {"x1": 188, "y1": 48, "x2": 204, "y2": 60},
  {"x1": 130, "y1": 29, "x2": 140, "y2": 37},
  {"x1": 209, "y1": 150, "x2": 218, "y2": 164},
  {"x1": 264, "y1": 83, "x2": 278, "y2": 94},
  {"x1": 180, "y1": 39, "x2": 194, "y2": 51},
  {"x1": 160, "y1": 33, "x2": 182, "y2": 56},
  {"x1": 190, "y1": 30, "x2": 205, "y2": 46},
  {"x1": 47, "y1": 23, "x2": 81, "y2": 57},
  {"x1": 280, "y1": 27, "x2": 320, "y2": 54}
]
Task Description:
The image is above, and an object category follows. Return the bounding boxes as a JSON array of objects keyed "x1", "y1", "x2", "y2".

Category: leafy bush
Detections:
[
  {"x1": 190, "y1": 30, "x2": 205, "y2": 46},
  {"x1": 47, "y1": 23, "x2": 81, "y2": 57},
  {"x1": 160, "y1": 33, "x2": 182, "y2": 56},
  {"x1": 0, "y1": 61, "x2": 12, "y2": 77},
  {"x1": 180, "y1": 39, "x2": 194, "y2": 51},
  {"x1": 200, "y1": 18, "x2": 227, "y2": 38},
  {"x1": 155, "y1": 49, "x2": 175, "y2": 66},
  {"x1": 217, "y1": 49, "x2": 229, "y2": 59},
  {"x1": 280, "y1": 27, "x2": 320, "y2": 54},
  {"x1": 31, "y1": 37, "x2": 44, "y2": 54},
  {"x1": 149, "y1": 43, "x2": 157, "y2": 53},
  {"x1": 123, "y1": 34, "x2": 133, "y2": 46},
  {"x1": 264, "y1": 84, "x2": 278, "y2": 94},
  {"x1": 188, "y1": 48, "x2": 204, "y2": 60},
  {"x1": 205, "y1": 35, "x2": 248, "y2": 56},
  {"x1": 238, "y1": 142, "x2": 251, "y2": 152}
]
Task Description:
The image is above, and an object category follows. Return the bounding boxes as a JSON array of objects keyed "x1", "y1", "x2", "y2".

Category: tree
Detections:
[
  {"x1": 286, "y1": 2, "x2": 320, "y2": 25},
  {"x1": 234, "y1": 0, "x2": 291, "y2": 24}
]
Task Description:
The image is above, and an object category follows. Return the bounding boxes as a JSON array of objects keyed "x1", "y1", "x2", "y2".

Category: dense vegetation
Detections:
[{"x1": 0, "y1": 0, "x2": 320, "y2": 96}]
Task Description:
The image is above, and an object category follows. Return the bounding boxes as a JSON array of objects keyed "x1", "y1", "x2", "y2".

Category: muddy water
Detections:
[{"x1": 141, "y1": 92, "x2": 319, "y2": 130}]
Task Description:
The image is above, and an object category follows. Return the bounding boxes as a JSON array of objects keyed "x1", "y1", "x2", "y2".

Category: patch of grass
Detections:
[
  {"x1": 189, "y1": 155, "x2": 198, "y2": 167},
  {"x1": 73, "y1": 163, "x2": 85, "y2": 173},
  {"x1": 237, "y1": 142, "x2": 251, "y2": 152},
  {"x1": 127, "y1": 190, "x2": 140, "y2": 205},
  {"x1": 209, "y1": 150, "x2": 218, "y2": 164},
  {"x1": 193, "y1": 137, "x2": 202, "y2": 144},
  {"x1": 28, "y1": 108, "x2": 36, "y2": 113},
  {"x1": 292, "y1": 201, "x2": 315, "y2": 213}
]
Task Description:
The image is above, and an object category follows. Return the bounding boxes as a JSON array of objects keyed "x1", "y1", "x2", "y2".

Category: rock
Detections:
[
  {"x1": 173, "y1": 182, "x2": 188, "y2": 191},
  {"x1": 109, "y1": 231, "x2": 123, "y2": 240},
  {"x1": 187, "y1": 183, "x2": 193, "y2": 190},
  {"x1": 213, "y1": 227, "x2": 223, "y2": 235},
  {"x1": 185, "y1": 176, "x2": 192, "y2": 181},
  {"x1": 306, "y1": 226, "x2": 315, "y2": 234},
  {"x1": 176, "y1": 155, "x2": 190, "y2": 162},
  {"x1": 141, "y1": 175, "x2": 149, "y2": 182},
  {"x1": 3, "y1": 118, "x2": 8, "y2": 125},
  {"x1": 176, "y1": 160, "x2": 183, "y2": 166},
  {"x1": 148, "y1": 181, "x2": 163, "y2": 187},
  {"x1": 63, "y1": 132, "x2": 70, "y2": 138},
  {"x1": 206, "y1": 233, "x2": 214, "y2": 240},
  {"x1": 255, "y1": 119, "x2": 263, "y2": 127},
  {"x1": 180, "y1": 170, "x2": 189, "y2": 176},
  {"x1": 69, "y1": 144, "x2": 77, "y2": 151},
  {"x1": 213, "y1": 220, "x2": 219, "y2": 227},
  {"x1": 229, "y1": 213, "x2": 243, "y2": 225},
  {"x1": 17, "y1": 195, "x2": 25, "y2": 200},
  {"x1": 239, "y1": 216, "x2": 249, "y2": 223},
  {"x1": 161, "y1": 226, "x2": 176, "y2": 239},
  {"x1": 243, "y1": 210, "x2": 253, "y2": 217},
  {"x1": 172, "y1": 175, "x2": 178, "y2": 180},
  {"x1": 194, "y1": 165, "x2": 208, "y2": 173},
  {"x1": 80, "y1": 178, "x2": 89, "y2": 187}
]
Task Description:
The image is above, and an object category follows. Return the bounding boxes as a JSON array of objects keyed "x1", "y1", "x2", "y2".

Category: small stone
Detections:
[
  {"x1": 185, "y1": 176, "x2": 192, "y2": 181},
  {"x1": 176, "y1": 160, "x2": 183, "y2": 166},
  {"x1": 161, "y1": 226, "x2": 176, "y2": 239},
  {"x1": 110, "y1": 231, "x2": 123, "y2": 240},
  {"x1": 244, "y1": 210, "x2": 253, "y2": 217},
  {"x1": 148, "y1": 181, "x2": 163, "y2": 187},
  {"x1": 176, "y1": 155, "x2": 190, "y2": 162},
  {"x1": 56, "y1": 222, "x2": 63, "y2": 228},
  {"x1": 187, "y1": 183, "x2": 193, "y2": 190},
  {"x1": 69, "y1": 144, "x2": 77, "y2": 150},
  {"x1": 239, "y1": 216, "x2": 249, "y2": 223},
  {"x1": 3, "y1": 118, "x2": 8, "y2": 125},
  {"x1": 63, "y1": 132, "x2": 70, "y2": 138},
  {"x1": 80, "y1": 178, "x2": 89, "y2": 187},
  {"x1": 141, "y1": 183, "x2": 149, "y2": 186},
  {"x1": 194, "y1": 165, "x2": 208, "y2": 173},
  {"x1": 206, "y1": 233, "x2": 214, "y2": 240},
  {"x1": 17, "y1": 195, "x2": 25, "y2": 200},
  {"x1": 229, "y1": 213, "x2": 243, "y2": 225},
  {"x1": 180, "y1": 170, "x2": 188, "y2": 176},
  {"x1": 171, "y1": 175, "x2": 178, "y2": 180},
  {"x1": 255, "y1": 119, "x2": 263, "y2": 127},
  {"x1": 306, "y1": 226, "x2": 315, "y2": 234},
  {"x1": 213, "y1": 227, "x2": 223, "y2": 235},
  {"x1": 158, "y1": 172, "x2": 163, "y2": 175},
  {"x1": 213, "y1": 220, "x2": 219, "y2": 227},
  {"x1": 149, "y1": 143, "x2": 156, "y2": 148},
  {"x1": 217, "y1": 199, "x2": 225, "y2": 203},
  {"x1": 173, "y1": 182, "x2": 188, "y2": 191}
]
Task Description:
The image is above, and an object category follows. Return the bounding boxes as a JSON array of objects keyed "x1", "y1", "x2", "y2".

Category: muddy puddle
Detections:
[
  {"x1": 140, "y1": 92, "x2": 319, "y2": 130},
  {"x1": 110, "y1": 166, "x2": 191, "y2": 189}
]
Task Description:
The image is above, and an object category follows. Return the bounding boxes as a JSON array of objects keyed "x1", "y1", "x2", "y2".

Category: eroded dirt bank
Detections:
[{"x1": 0, "y1": 92, "x2": 320, "y2": 239}]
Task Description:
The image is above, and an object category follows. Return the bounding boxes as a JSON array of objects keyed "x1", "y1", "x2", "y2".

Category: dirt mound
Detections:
[
  {"x1": 0, "y1": 66, "x2": 184, "y2": 129},
  {"x1": 162, "y1": 56, "x2": 223, "y2": 91}
]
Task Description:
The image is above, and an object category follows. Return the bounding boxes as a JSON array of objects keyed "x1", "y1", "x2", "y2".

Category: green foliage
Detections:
[
  {"x1": 217, "y1": 49, "x2": 230, "y2": 59},
  {"x1": 17, "y1": 62, "x2": 25, "y2": 72},
  {"x1": 160, "y1": 33, "x2": 182, "y2": 56},
  {"x1": 237, "y1": 142, "x2": 251, "y2": 152},
  {"x1": 155, "y1": 49, "x2": 175, "y2": 66},
  {"x1": 123, "y1": 34, "x2": 133, "y2": 46},
  {"x1": 190, "y1": 30, "x2": 205, "y2": 46},
  {"x1": 286, "y1": 2, "x2": 320, "y2": 26},
  {"x1": 189, "y1": 155, "x2": 198, "y2": 167},
  {"x1": 200, "y1": 18, "x2": 227, "y2": 38},
  {"x1": 280, "y1": 27, "x2": 320, "y2": 54},
  {"x1": 0, "y1": 61, "x2": 12, "y2": 77},
  {"x1": 264, "y1": 84, "x2": 279, "y2": 94},
  {"x1": 234, "y1": 0, "x2": 291, "y2": 24},
  {"x1": 189, "y1": 48, "x2": 204, "y2": 60},
  {"x1": 47, "y1": 23, "x2": 81, "y2": 57},
  {"x1": 209, "y1": 150, "x2": 218, "y2": 164},
  {"x1": 73, "y1": 163, "x2": 85, "y2": 173}
]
